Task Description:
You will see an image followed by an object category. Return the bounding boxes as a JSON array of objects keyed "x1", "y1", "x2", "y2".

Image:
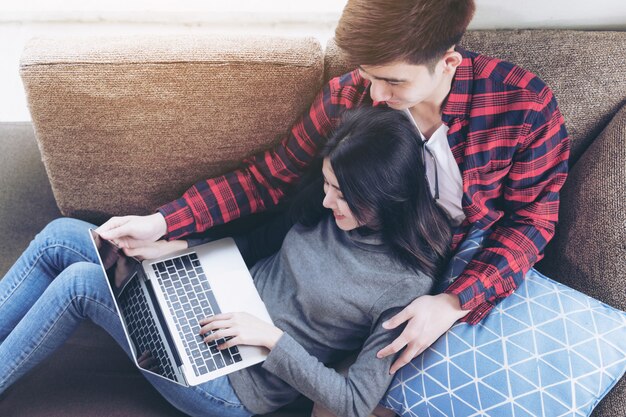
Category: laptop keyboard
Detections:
[
  {"x1": 151, "y1": 253, "x2": 243, "y2": 377},
  {"x1": 119, "y1": 277, "x2": 177, "y2": 379}
]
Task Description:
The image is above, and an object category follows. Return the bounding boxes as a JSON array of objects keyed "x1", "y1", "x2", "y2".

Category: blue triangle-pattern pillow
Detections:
[{"x1": 382, "y1": 228, "x2": 626, "y2": 417}]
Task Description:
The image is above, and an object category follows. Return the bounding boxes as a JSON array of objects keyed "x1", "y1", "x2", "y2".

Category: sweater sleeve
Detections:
[
  {"x1": 260, "y1": 274, "x2": 429, "y2": 417},
  {"x1": 262, "y1": 309, "x2": 402, "y2": 417}
]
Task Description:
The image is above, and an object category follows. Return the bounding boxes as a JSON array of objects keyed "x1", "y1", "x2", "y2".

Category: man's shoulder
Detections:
[
  {"x1": 466, "y1": 49, "x2": 551, "y2": 101},
  {"x1": 325, "y1": 69, "x2": 372, "y2": 107}
]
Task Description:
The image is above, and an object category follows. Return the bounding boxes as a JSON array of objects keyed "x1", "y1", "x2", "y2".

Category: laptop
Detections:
[{"x1": 89, "y1": 229, "x2": 272, "y2": 386}]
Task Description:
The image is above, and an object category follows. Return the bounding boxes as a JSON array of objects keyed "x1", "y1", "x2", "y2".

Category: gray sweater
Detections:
[{"x1": 228, "y1": 215, "x2": 433, "y2": 417}]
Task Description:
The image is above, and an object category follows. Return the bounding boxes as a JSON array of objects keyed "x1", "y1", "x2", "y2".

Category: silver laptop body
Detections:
[{"x1": 89, "y1": 230, "x2": 272, "y2": 386}]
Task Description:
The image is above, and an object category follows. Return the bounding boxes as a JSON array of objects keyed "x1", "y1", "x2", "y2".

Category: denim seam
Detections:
[{"x1": 1, "y1": 294, "x2": 116, "y2": 388}]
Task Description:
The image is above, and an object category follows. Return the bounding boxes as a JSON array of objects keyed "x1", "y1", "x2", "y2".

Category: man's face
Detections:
[{"x1": 358, "y1": 61, "x2": 445, "y2": 110}]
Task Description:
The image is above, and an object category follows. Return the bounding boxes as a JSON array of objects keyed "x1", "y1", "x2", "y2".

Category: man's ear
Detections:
[{"x1": 441, "y1": 50, "x2": 463, "y2": 74}]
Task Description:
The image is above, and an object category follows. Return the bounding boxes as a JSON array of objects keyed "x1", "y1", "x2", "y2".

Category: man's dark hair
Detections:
[{"x1": 335, "y1": 0, "x2": 475, "y2": 67}]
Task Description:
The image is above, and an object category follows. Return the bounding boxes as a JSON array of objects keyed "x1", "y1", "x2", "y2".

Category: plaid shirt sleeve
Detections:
[
  {"x1": 444, "y1": 86, "x2": 570, "y2": 324},
  {"x1": 157, "y1": 72, "x2": 369, "y2": 240}
]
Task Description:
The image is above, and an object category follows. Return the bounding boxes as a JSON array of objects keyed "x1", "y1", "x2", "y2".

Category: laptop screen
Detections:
[
  {"x1": 90, "y1": 229, "x2": 185, "y2": 380},
  {"x1": 90, "y1": 230, "x2": 140, "y2": 297}
]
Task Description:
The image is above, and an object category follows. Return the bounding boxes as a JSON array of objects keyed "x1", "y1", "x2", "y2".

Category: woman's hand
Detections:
[
  {"x1": 122, "y1": 239, "x2": 188, "y2": 261},
  {"x1": 96, "y1": 213, "x2": 167, "y2": 248},
  {"x1": 199, "y1": 313, "x2": 283, "y2": 350},
  {"x1": 376, "y1": 293, "x2": 470, "y2": 374}
]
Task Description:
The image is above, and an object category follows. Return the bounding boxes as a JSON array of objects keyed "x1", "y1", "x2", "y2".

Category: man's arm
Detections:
[
  {"x1": 378, "y1": 85, "x2": 569, "y2": 370},
  {"x1": 157, "y1": 71, "x2": 370, "y2": 240},
  {"x1": 96, "y1": 71, "x2": 371, "y2": 246},
  {"x1": 445, "y1": 87, "x2": 570, "y2": 324}
]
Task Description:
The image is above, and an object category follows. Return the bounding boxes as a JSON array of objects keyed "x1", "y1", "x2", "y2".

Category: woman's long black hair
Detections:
[{"x1": 289, "y1": 106, "x2": 452, "y2": 277}]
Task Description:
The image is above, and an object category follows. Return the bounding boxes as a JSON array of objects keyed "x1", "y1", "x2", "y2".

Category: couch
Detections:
[{"x1": 0, "y1": 30, "x2": 624, "y2": 416}]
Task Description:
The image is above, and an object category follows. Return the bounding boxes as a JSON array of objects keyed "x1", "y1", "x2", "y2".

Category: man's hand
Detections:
[
  {"x1": 377, "y1": 293, "x2": 470, "y2": 374},
  {"x1": 96, "y1": 213, "x2": 167, "y2": 248},
  {"x1": 122, "y1": 239, "x2": 188, "y2": 261},
  {"x1": 199, "y1": 312, "x2": 283, "y2": 351}
]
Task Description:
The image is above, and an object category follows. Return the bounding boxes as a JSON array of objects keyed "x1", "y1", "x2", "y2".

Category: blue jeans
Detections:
[{"x1": 0, "y1": 218, "x2": 252, "y2": 417}]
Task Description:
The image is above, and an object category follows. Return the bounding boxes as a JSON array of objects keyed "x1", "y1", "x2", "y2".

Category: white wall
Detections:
[
  {"x1": 472, "y1": 0, "x2": 626, "y2": 30},
  {"x1": 4, "y1": 0, "x2": 625, "y2": 29},
  {"x1": 2, "y1": 0, "x2": 625, "y2": 122}
]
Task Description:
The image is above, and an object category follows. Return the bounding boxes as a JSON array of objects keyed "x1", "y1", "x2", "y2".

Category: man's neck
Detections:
[{"x1": 409, "y1": 71, "x2": 455, "y2": 138}]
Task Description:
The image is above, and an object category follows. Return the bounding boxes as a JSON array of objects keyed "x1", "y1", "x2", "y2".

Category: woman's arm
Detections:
[
  {"x1": 200, "y1": 309, "x2": 405, "y2": 417},
  {"x1": 261, "y1": 311, "x2": 403, "y2": 417}
]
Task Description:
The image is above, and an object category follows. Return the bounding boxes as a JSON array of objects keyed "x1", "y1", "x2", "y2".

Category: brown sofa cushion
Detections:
[
  {"x1": 20, "y1": 35, "x2": 324, "y2": 224},
  {"x1": 539, "y1": 103, "x2": 626, "y2": 311},
  {"x1": 532, "y1": 104, "x2": 626, "y2": 417},
  {"x1": 325, "y1": 30, "x2": 626, "y2": 164}
]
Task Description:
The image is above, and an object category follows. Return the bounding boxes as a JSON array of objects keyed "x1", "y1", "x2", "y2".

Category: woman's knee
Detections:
[
  {"x1": 38, "y1": 218, "x2": 95, "y2": 242},
  {"x1": 54, "y1": 262, "x2": 109, "y2": 303},
  {"x1": 32, "y1": 218, "x2": 99, "y2": 267}
]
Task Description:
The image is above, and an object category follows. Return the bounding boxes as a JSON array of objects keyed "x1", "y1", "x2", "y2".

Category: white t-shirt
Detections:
[{"x1": 404, "y1": 110, "x2": 465, "y2": 225}]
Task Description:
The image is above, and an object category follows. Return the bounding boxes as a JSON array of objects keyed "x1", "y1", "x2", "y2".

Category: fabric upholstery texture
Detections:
[
  {"x1": 540, "y1": 104, "x2": 626, "y2": 315},
  {"x1": 0, "y1": 123, "x2": 61, "y2": 275},
  {"x1": 539, "y1": 104, "x2": 626, "y2": 417},
  {"x1": 20, "y1": 35, "x2": 324, "y2": 224}
]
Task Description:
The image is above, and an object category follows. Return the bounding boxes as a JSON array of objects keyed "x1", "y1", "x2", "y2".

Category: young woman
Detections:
[{"x1": 0, "y1": 107, "x2": 451, "y2": 417}]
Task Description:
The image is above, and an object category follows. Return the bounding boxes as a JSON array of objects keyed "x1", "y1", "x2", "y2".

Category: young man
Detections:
[{"x1": 98, "y1": 0, "x2": 569, "y2": 404}]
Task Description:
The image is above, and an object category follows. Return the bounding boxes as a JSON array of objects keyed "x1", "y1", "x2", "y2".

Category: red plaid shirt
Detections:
[{"x1": 158, "y1": 47, "x2": 570, "y2": 324}]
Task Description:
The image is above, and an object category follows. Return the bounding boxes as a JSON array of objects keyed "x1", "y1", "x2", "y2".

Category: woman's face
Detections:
[{"x1": 322, "y1": 158, "x2": 361, "y2": 231}]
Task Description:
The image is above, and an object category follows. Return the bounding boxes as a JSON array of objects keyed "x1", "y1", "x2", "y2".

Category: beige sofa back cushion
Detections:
[
  {"x1": 325, "y1": 30, "x2": 626, "y2": 164},
  {"x1": 20, "y1": 35, "x2": 324, "y2": 223}
]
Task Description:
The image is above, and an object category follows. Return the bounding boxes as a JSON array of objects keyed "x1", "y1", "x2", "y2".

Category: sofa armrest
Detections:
[{"x1": 19, "y1": 35, "x2": 324, "y2": 224}]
